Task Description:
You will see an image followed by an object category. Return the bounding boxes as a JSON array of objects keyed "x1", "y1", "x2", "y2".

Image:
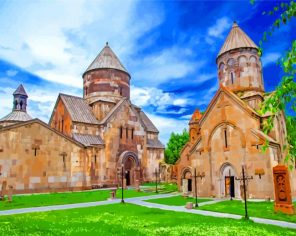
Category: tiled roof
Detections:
[
  {"x1": 251, "y1": 129, "x2": 278, "y2": 144},
  {"x1": 83, "y1": 43, "x2": 129, "y2": 76},
  {"x1": 13, "y1": 84, "x2": 28, "y2": 96},
  {"x1": 147, "y1": 139, "x2": 165, "y2": 149},
  {"x1": 60, "y1": 94, "x2": 99, "y2": 124},
  {"x1": 73, "y1": 133, "x2": 104, "y2": 146},
  {"x1": 140, "y1": 111, "x2": 159, "y2": 133},
  {"x1": 0, "y1": 111, "x2": 32, "y2": 122},
  {"x1": 218, "y1": 22, "x2": 258, "y2": 58}
]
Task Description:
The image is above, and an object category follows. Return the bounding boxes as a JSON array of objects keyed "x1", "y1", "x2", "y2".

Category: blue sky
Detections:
[{"x1": 0, "y1": 0, "x2": 295, "y2": 145}]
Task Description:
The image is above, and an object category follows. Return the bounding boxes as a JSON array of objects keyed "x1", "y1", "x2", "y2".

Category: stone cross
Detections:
[
  {"x1": 217, "y1": 94, "x2": 231, "y2": 121},
  {"x1": 7, "y1": 185, "x2": 13, "y2": 203},
  {"x1": 0, "y1": 181, "x2": 7, "y2": 200}
]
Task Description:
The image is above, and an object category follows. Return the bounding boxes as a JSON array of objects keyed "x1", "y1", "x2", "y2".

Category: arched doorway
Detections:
[
  {"x1": 220, "y1": 163, "x2": 236, "y2": 198},
  {"x1": 181, "y1": 168, "x2": 192, "y2": 194},
  {"x1": 119, "y1": 151, "x2": 140, "y2": 187}
]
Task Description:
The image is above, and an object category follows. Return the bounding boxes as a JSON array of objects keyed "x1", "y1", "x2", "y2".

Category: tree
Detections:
[
  {"x1": 251, "y1": 0, "x2": 296, "y2": 167},
  {"x1": 164, "y1": 129, "x2": 189, "y2": 164}
]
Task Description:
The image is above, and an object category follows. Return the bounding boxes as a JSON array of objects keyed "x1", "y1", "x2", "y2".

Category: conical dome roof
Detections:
[
  {"x1": 83, "y1": 42, "x2": 129, "y2": 76},
  {"x1": 13, "y1": 84, "x2": 28, "y2": 97},
  {"x1": 217, "y1": 22, "x2": 258, "y2": 58},
  {"x1": 190, "y1": 109, "x2": 202, "y2": 123}
]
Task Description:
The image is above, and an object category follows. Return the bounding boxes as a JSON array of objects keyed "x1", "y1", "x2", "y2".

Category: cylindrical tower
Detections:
[
  {"x1": 216, "y1": 22, "x2": 264, "y2": 94},
  {"x1": 82, "y1": 42, "x2": 131, "y2": 105}
]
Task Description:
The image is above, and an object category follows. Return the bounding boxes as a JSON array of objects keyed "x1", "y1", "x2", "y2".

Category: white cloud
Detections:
[
  {"x1": 131, "y1": 85, "x2": 190, "y2": 114},
  {"x1": 6, "y1": 69, "x2": 18, "y2": 77},
  {"x1": 208, "y1": 17, "x2": 231, "y2": 38},
  {"x1": 147, "y1": 113, "x2": 189, "y2": 145},
  {"x1": 0, "y1": 0, "x2": 164, "y2": 88},
  {"x1": 132, "y1": 46, "x2": 203, "y2": 86},
  {"x1": 261, "y1": 52, "x2": 281, "y2": 67}
]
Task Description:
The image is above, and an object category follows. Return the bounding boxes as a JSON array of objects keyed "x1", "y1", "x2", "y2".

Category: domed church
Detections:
[
  {"x1": 0, "y1": 43, "x2": 164, "y2": 193},
  {"x1": 176, "y1": 22, "x2": 296, "y2": 199}
]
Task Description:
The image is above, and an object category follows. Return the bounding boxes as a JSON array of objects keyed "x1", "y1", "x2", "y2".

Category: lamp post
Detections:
[
  {"x1": 193, "y1": 168, "x2": 205, "y2": 208},
  {"x1": 235, "y1": 165, "x2": 253, "y2": 220},
  {"x1": 121, "y1": 164, "x2": 125, "y2": 204}
]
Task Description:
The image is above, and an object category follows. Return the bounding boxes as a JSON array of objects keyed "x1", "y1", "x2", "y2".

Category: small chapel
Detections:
[
  {"x1": 0, "y1": 43, "x2": 164, "y2": 194},
  {"x1": 176, "y1": 22, "x2": 296, "y2": 199}
]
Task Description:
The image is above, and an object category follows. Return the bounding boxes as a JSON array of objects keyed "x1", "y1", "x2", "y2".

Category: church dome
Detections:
[
  {"x1": 83, "y1": 42, "x2": 129, "y2": 77},
  {"x1": 217, "y1": 21, "x2": 258, "y2": 59},
  {"x1": 82, "y1": 43, "x2": 131, "y2": 103}
]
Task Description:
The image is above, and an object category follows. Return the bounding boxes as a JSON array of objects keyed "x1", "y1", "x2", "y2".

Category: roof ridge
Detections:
[{"x1": 59, "y1": 93, "x2": 83, "y2": 99}]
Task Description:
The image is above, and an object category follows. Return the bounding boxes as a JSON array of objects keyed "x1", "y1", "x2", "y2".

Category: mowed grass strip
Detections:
[
  {"x1": 199, "y1": 200, "x2": 296, "y2": 223},
  {"x1": 145, "y1": 195, "x2": 212, "y2": 206},
  {"x1": 0, "y1": 189, "x2": 154, "y2": 211},
  {"x1": 0, "y1": 203, "x2": 295, "y2": 236}
]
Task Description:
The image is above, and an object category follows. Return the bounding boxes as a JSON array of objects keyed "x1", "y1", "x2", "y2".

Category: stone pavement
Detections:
[{"x1": 0, "y1": 193, "x2": 295, "y2": 230}]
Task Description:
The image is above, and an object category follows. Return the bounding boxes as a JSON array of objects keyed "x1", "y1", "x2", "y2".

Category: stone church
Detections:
[
  {"x1": 176, "y1": 22, "x2": 296, "y2": 199},
  {"x1": 0, "y1": 43, "x2": 164, "y2": 193}
]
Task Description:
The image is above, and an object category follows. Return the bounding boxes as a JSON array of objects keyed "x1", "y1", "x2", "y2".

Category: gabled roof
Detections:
[
  {"x1": 199, "y1": 85, "x2": 261, "y2": 126},
  {"x1": 73, "y1": 133, "x2": 104, "y2": 147},
  {"x1": 0, "y1": 110, "x2": 32, "y2": 122},
  {"x1": 251, "y1": 128, "x2": 279, "y2": 146},
  {"x1": 83, "y1": 43, "x2": 129, "y2": 76},
  {"x1": 139, "y1": 111, "x2": 159, "y2": 133},
  {"x1": 13, "y1": 84, "x2": 28, "y2": 97},
  {"x1": 147, "y1": 139, "x2": 165, "y2": 149},
  {"x1": 0, "y1": 119, "x2": 85, "y2": 148},
  {"x1": 99, "y1": 98, "x2": 126, "y2": 125},
  {"x1": 50, "y1": 94, "x2": 99, "y2": 125},
  {"x1": 217, "y1": 22, "x2": 258, "y2": 58}
]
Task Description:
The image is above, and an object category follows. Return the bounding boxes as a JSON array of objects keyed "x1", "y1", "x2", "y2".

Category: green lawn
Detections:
[
  {"x1": 199, "y1": 200, "x2": 296, "y2": 223},
  {"x1": 145, "y1": 195, "x2": 212, "y2": 206},
  {"x1": 0, "y1": 203, "x2": 295, "y2": 235},
  {"x1": 141, "y1": 182, "x2": 178, "y2": 193},
  {"x1": 0, "y1": 189, "x2": 154, "y2": 211}
]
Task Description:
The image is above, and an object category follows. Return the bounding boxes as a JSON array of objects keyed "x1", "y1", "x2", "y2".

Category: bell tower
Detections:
[{"x1": 13, "y1": 84, "x2": 28, "y2": 112}]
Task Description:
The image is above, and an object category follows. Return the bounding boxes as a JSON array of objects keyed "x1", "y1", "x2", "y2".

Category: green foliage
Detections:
[
  {"x1": 253, "y1": 0, "x2": 296, "y2": 166},
  {"x1": 1, "y1": 203, "x2": 296, "y2": 235},
  {"x1": 164, "y1": 129, "x2": 189, "y2": 164}
]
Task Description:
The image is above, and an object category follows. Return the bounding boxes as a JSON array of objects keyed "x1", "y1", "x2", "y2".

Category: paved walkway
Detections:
[{"x1": 0, "y1": 193, "x2": 295, "y2": 230}]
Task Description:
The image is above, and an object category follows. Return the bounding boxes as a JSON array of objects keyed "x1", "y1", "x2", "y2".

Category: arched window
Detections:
[
  {"x1": 85, "y1": 87, "x2": 88, "y2": 96},
  {"x1": 227, "y1": 58, "x2": 235, "y2": 66},
  {"x1": 230, "y1": 72, "x2": 235, "y2": 84},
  {"x1": 14, "y1": 100, "x2": 18, "y2": 109},
  {"x1": 219, "y1": 63, "x2": 225, "y2": 71},
  {"x1": 238, "y1": 56, "x2": 247, "y2": 65},
  {"x1": 20, "y1": 100, "x2": 23, "y2": 109},
  {"x1": 250, "y1": 56, "x2": 257, "y2": 63}
]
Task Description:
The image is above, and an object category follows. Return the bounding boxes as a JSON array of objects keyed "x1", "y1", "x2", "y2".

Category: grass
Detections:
[
  {"x1": 0, "y1": 189, "x2": 154, "y2": 211},
  {"x1": 145, "y1": 195, "x2": 212, "y2": 206},
  {"x1": 0, "y1": 203, "x2": 295, "y2": 235},
  {"x1": 199, "y1": 200, "x2": 296, "y2": 223},
  {"x1": 141, "y1": 182, "x2": 178, "y2": 193}
]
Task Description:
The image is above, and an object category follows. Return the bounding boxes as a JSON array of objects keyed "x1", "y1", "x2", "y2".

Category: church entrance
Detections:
[
  {"x1": 119, "y1": 151, "x2": 140, "y2": 187},
  {"x1": 124, "y1": 157, "x2": 134, "y2": 186},
  {"x1": 220, "y1": 163, "x2": 236, "y2": 198},
  {"x1": 182, "y1": 168, "x2": 192, "y2": 194}
]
